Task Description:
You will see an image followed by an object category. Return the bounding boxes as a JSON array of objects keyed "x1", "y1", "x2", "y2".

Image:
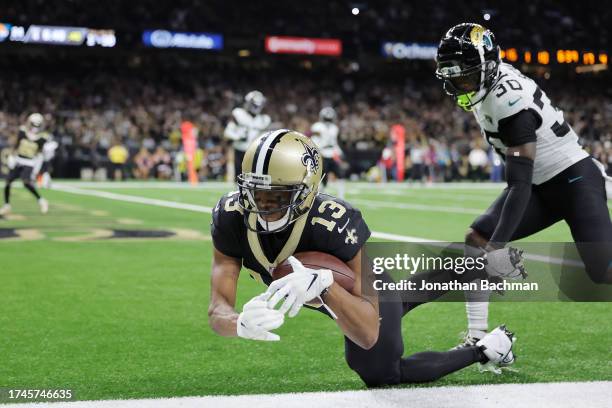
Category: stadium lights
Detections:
[{"x1": 352, "y1": 7, "x2": 360, "y2": 15}]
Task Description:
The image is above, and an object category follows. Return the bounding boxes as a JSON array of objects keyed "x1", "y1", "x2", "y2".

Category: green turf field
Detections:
[{"x1": 1, "y1": 182, "x2": 610, "y2": 401}]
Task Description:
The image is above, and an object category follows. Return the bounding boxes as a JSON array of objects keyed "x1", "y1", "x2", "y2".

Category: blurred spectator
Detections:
[
  {"x1": 468, "y1": 142, "x2": 489, "y2": 182},
  {"x1": 151, "y1": 146, "x2": 173, "y2": 180},
  {"x1": 133, "y1": 147, "x2": 153, "y2": 180},
  {"x1": 107, "y1": 140, "x2": 129, "y2": 181}
]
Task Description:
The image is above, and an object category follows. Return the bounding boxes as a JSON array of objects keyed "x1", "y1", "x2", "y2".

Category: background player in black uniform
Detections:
[
  {"x1": 208, "y1": 129, "x2": 516, "y2": 387},
  {"x1": 1, "y1": 113, "x2": 49, "y2": 216}
]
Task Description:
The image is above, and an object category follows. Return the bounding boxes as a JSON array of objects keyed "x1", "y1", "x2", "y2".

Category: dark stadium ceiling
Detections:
[{"x1": 1, "y1": 0, "x2": 609, "y2": 50}]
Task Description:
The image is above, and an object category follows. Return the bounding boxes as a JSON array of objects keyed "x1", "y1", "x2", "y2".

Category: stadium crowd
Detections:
[{"x1": 0, "y1": 65, "x2": 610, "y2": 183}]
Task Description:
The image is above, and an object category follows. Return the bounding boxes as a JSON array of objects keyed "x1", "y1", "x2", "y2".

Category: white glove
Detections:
[
  {"x1": 7, "y1": 155, "x2": 16, "y2": 170},
  {"x1": 265, "y1": 256, "x2": 334, "y2": 318},
  {"x1": 484, "y1": 247, "x2": 527, "y2": 280},
  {"x1": 237, "y1": 294, "x2": 284, "y2": 341}
]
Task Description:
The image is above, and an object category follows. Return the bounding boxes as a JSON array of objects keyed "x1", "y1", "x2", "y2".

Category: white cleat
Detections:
[
  {"x1": 476, "y1": 325, "x2": 516, "y2": 374},
  {"x1": 0, "y1": 204, "x2": 11, "y2": 216},
  {"x1": 38, "y1": 198, "x2": 49, "y2": 214}
]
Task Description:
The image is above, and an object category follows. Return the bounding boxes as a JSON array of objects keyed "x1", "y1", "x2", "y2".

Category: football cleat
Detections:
[
  {"x1": 0, "y1": 204, "x2": 11, "y2": 216},
  {"x1": 38, "y1": 198, "x2": 49, "y2": 214},
  {"x1": 451, "y1": 332, "x2": 480, "y2": 350},
  {"x1": 476, "y1": 325, "x2": 516, "y2": 369}
]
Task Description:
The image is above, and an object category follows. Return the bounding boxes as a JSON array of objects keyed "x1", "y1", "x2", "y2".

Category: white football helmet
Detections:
[
  {"x1": 319, "y1": 107, "x2": 337, "y2": 122},
  {"x1": 244, "y1": 90, "x2": 266, "y2": 115}
]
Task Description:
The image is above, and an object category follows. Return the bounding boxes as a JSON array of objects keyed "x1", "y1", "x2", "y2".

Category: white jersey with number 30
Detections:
[{"x1": 473, "y1": 63, "x2": 588, "y2": 185}]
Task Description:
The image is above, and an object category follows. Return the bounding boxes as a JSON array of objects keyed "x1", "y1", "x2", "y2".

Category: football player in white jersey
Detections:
[
  {"x1": 310, "y1": 107, "x2": 346, "y2": 199},
  {"x1": 435, "y1": 23, "x2": 612, "y2": 348},
  {"x1": 33, "y1": 136, "x2": 59, "y2": 188},
  {"x1": 224, "y1": 90, "x2": 271, "y2": 180}
]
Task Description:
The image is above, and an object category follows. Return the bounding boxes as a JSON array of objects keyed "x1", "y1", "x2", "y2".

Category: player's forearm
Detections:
[
  {"x1": 208, "y1": 303, "x2": 239, "y2": 337},
  {"x1": 490, "y1": 155, "x2": 534, "y2": 245},
  {"x1": 323, "y1": 283, "x2": 379, "y2": 349},
  {"x1": 490, "y1": 184, "x2": 531, "y2": 245}
]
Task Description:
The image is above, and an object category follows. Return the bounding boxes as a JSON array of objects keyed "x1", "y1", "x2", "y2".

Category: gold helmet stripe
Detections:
[{"x1": 253, "y1": 129, "x2": 290, "y2": 175}]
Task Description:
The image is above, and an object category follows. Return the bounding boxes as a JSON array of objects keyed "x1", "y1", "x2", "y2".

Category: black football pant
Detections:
[
  {"x1": 343, "y1": 271, "x2": 486, "y2": 387},
  {"x1": 4, "y1": 165, "x2": 41, "y2": 204},
  {"x1": 471, "y1": 157, "x2": 612, "y2": 283},
  {"x1": 344, "y1": 299, "x2": 484, "y2": 387}
]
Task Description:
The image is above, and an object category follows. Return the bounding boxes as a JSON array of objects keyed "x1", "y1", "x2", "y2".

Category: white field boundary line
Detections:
[
  {"x1": 2, "y1": 381, "x2": 611, "y2": 408},
  {"x1": 51, "y1": 185, "x2": 585, "y2": 268}
]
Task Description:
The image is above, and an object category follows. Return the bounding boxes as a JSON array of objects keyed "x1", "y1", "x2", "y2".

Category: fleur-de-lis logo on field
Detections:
[{"x1": 299, "y1": 140, "x2": 320, "y2": 173}]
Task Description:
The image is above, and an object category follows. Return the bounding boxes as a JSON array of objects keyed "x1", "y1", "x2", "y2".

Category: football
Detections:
[{"x1": 272, "y1": 251, "x2": 356, "y2": 293}]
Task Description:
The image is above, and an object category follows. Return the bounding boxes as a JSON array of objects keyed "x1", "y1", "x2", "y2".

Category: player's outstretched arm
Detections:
[
  {"x1": 322, "y1": 249, "x2": 380, "y2": 350},
  {"x1": 208, "y1": 248, "x2": 242, "y2": 337},
  {"x1": 489, "y1": 142, "x2": 536, "y2": 246}
]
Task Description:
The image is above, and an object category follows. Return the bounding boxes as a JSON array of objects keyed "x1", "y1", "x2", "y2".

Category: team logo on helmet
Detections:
[
  {"x1": 469, "y1": 25, "x2": 485, "y2": 46},
  {"x1": 470, "y1": 25, "x2": 494, "y2": 51},
  {"x1": 299, "y1": 140, "x2": 320, "y2": 173}
]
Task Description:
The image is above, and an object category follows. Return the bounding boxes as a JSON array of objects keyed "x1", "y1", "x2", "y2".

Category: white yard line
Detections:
[
  {"x1": 350, "y1": 198, "x2": 483, "y2": 215},
  {"x1": 51, "y1": 184, "x2": 584, "y2": 268},
  {"x1": 2, "y1": 381, "x2": 610, "y2": 408}
]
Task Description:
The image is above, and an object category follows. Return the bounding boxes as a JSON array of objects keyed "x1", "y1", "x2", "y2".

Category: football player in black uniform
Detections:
[
  {"x1": 435, "y1": 23, "x2": 612, "y2": 348},
  {"x1": 208, "y1": 129, "x2": 516, "y2": 387},
  {"x1": 1, "y1": 113, "x2": 49, "y2": 216}
]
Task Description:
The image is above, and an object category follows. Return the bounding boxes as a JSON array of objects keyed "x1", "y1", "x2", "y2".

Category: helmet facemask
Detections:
[
  {"x1": 436, "y1": 59, "x2": 499, "y2": 111},
  {"x1": 237, "y1": 173, "x2": 313, "y2": 234}
]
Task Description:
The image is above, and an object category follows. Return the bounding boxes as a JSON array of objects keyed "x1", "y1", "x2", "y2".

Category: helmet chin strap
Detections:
[{"x1": 257, "y1": 209, "x2": 291, "y2": 232}]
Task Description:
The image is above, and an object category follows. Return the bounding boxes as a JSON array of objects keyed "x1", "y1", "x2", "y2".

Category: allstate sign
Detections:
[{"x1": 143, "y1": 30, "x2": 223, "y2": 50}]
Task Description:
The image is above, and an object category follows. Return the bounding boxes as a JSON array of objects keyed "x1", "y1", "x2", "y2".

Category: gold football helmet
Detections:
[
  {"x1": 27, "y1": 113, "x2": 44, "y2": 133},
  {"x1": 238, "y1": 129, "x2": 323, "y2": 234}
]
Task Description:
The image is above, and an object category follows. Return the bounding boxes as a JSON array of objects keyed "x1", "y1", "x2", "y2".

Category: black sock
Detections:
[
  {"x1": 23, "y1": 183, "x2": 41, "y2": 200},
  {"x1": 400, "y1": 346, "x2": 485, "y2": 383},
  {"x1": 4, "y1": 183, "x2": 11, "y2": 204}
]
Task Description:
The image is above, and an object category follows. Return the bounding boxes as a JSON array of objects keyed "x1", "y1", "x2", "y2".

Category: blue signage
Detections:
[
  {"x1": 143, "y1": 30, "x2": 223, "y2": 50},
  {"x1": 381, "y1": 42, "x2": 437, "y2": 60}
]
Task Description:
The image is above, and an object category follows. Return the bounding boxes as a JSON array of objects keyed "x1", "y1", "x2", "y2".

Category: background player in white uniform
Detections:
[
  {"x1": 223, "y1": 90, "x2": 271, "y2": 180},
  {"x1": 436, "y1": 23, "x2": 612, "y2": 347},
  {"x1": 33, "y1": 136, "x2": 59, "y2": 188},
  {"x1": 1, "y1": 113, "x2": 49, "y2": 215},
  {"x1": 311, "y1": 107, "x2": 346, "y2": 199}
]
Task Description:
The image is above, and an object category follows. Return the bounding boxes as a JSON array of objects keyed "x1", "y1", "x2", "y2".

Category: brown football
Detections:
[{"x1": 271, "y1": 251, "x2": 355, "y2": 293}]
